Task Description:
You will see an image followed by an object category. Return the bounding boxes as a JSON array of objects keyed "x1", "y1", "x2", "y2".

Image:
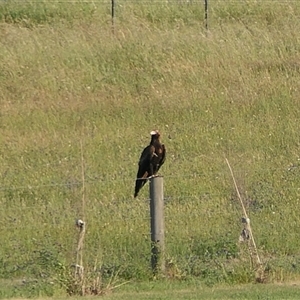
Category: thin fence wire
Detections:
[{"x1": 0, "y1": 167, "x2": 298, "y2": 192}]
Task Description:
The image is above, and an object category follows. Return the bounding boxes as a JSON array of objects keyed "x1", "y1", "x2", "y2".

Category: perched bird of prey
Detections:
[{"x1": 134, "y1": 130, "x2": 166, "y2": 198}]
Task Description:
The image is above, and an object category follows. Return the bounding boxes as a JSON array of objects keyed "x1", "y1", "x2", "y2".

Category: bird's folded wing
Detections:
[{"x1": 138, "y1": 145, "x2": 155, "y2": 166}]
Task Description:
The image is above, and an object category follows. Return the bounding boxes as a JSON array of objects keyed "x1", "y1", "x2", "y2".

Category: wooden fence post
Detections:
[{"x1": 149, "y1": 176, "x2": 165, "y2": 275}]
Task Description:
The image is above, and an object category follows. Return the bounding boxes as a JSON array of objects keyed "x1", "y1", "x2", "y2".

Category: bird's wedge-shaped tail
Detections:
[{"x1": 134, "y1": 130, "x2": 166, "y2": 198}]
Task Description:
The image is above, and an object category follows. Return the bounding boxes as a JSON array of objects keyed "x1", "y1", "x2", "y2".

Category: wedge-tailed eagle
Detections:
[{"x1": 134, "y1": 130, "x2": 166, "y2": 198}]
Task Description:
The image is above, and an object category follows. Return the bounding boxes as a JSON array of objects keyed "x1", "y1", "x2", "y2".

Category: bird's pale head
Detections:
[{"x1": 150, "y1": 130, "x2": 160, "y2": 136}]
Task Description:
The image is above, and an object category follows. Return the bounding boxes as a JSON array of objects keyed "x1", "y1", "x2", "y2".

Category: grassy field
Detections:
[
  {"x1": 91, "y1": 281, "x2": 300, "y2": 300},
  {"x1": 2, "y1": 280, "x2": 300, "y2": 300},
  {"x1": 1, "y1": 0, "x2": 300, "y2": 297}
]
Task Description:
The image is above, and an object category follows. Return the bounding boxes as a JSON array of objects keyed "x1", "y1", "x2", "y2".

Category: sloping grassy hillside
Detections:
[{"x1": 1, "y1": 0, "x2": 300, "y2": 296}]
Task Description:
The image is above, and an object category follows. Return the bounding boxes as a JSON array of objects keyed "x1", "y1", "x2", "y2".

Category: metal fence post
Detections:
[
  {"x1": 204, "y1": 0, "x2": 208, "y2": 31},
  {"x1": 111, "y1": 0, "x2": 115, "y2": 33},
  {"x1": 149, "y1": 176, "x2": 165, "y2": 275}
]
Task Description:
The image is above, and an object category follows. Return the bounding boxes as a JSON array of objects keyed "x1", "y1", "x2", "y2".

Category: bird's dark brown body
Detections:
[{"x1": 134, "y1": 131, "x2": 166, "y2": 198}]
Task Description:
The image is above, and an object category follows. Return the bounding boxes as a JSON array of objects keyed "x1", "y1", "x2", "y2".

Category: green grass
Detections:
[
  {"x1": 2, "y1": 280, "x2": 300, "y2": 300},
  {"x1": 1, "y1": 0, "x2": 300, "y2": 297},
  {"x1": 102, "y1": 281, "x2": 300, "y2": 300}
]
